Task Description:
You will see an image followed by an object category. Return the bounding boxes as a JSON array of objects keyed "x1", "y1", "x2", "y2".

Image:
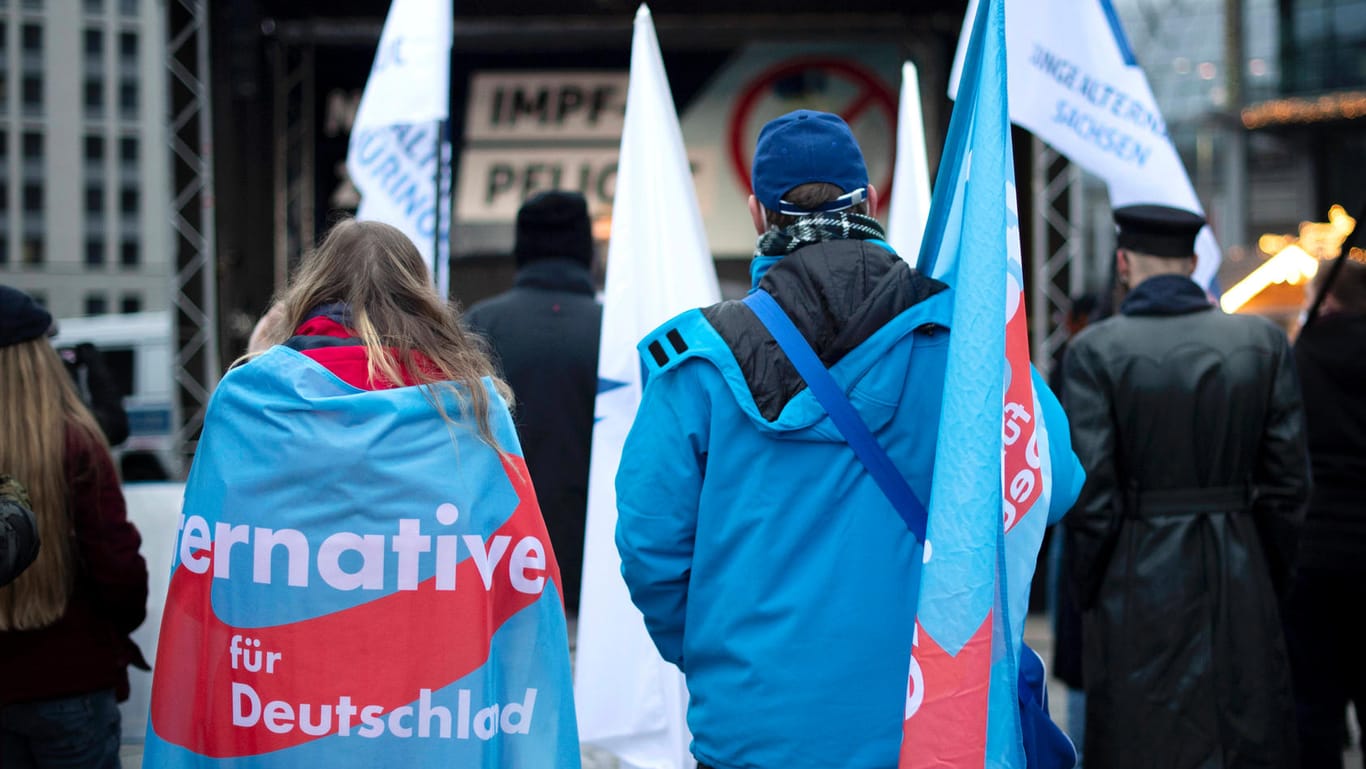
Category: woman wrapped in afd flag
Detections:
[{"x1": 143, "y1": 220, "x2": 580, "y2": 769}]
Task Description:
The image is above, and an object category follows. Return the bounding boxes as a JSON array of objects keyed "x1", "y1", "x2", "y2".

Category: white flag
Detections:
[
  {"x1": 951, "y1": 0, "x2": 1221, "y2": 289},
  {"x1": 886, "y1": 61, "x2": 933, "y2": 264},
  {"x1": 346, "y1": 0, "x2": 453, "y2": 295},
  {"x1": 574, "y1": 5, "x2": 719, "y2": 769}
]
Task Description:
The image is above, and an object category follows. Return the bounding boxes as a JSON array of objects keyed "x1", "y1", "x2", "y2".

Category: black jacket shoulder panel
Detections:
[{"x1": 702, "y1": 240, "x2": 947, "y2": 421}]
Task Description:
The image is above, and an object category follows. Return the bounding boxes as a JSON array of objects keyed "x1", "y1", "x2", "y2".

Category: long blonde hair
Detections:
[
  {"x1": 255, "y1": 219, "x2": 509, "y2": 445},
  {"x1": 0, "y1": 337, "x2": 108, "y2": 630}
]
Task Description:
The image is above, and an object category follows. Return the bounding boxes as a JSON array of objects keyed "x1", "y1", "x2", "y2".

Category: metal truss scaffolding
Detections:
[
  {"x1": 168, "y1": 0, "x2": 220, "y2": 467},
  {"x1": 1030, "y1": 138, "x2": 1085, "y2": 381},
  {"x1": 271, "y1": 41, "x2": 316, "y2": 290}
]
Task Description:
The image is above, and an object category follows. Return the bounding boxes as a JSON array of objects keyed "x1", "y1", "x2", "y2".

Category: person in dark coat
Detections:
[
  {"x1": 0, "y1": 476, "x2": 40, "y2": 588},
  {"x1": 59, "y1": 342, "x2": 130, "y2": 447},
  {"x1": 1062, "y1": 205, "x2": 1309, "y2": 769},
  {"x1": 464, "y1": 191, "x2": 602, "y2": 613},
  {"x1": 1286, "y1": 256, "x2": 1366, "y2": 769}
]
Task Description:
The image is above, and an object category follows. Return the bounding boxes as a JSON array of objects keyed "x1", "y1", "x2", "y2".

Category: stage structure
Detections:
[{"x1": 167, "y1": 0, "x2": 220, "y2": 464}]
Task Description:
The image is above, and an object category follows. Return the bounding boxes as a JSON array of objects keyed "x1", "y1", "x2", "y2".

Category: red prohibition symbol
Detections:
[{"x1": 727, "y1": 58, "x2": 898, "y2": 212}]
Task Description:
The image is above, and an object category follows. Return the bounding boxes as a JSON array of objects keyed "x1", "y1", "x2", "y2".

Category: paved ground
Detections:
[{"x1": 118, "y1": 615, "x2": 1361, "y2": 768}]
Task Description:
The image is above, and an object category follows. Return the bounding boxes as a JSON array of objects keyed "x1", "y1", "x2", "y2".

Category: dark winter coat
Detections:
[
  {"x1": 0, "y1": 424, "x2": 149, "y2": 706},
  {"x1": 1062, "y1": 274, "x2": 1309, "y2": 769},
  {"x1": 464, "y1": 258, "x2": 601, "y2": 612},
  {"x1": 1292, "y1": 311, "x2": 1366, "y2": 573}
]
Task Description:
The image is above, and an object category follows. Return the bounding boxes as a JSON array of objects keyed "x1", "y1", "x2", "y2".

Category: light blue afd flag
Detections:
[
  {"x1": 901, "y1": 0, "x2": 1057, "y2": 766},
  {"x1": 142, "y1": 347, "x2": 579, "y2": 769}
]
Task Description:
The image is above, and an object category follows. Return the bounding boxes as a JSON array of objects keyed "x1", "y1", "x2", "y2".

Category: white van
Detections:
[{"x1": 50, "y1": 311, "x2": 180, "y2": 479}]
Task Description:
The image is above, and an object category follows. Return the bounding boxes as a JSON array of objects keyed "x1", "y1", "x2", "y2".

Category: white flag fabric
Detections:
[
  {"x1": 346, "y1": 0, "x2": 453, "y2": 295},
  {"x1": 574, "y1": 5, "x2": 719, "y2": 769},
  {"x1": 950, "y1": 0, "x2": 1220, "y2": 289},
  {"x1": 886, "y1": 61, "x2": 933, "y2": 263}
]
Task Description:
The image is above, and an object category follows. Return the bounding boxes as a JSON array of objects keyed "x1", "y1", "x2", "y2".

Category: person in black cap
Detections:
[
  {"x1": 1062, "y1": 204, "x2": 1308, "y2": 769},
  {"x1": 613, "y1": 110, "x2": 1084, "y2": 769},
  {"x1": 0, "y1": 284, "x2": 149, "y2": 768},
  {"x1": 463, "y1": 190, "x2": 601, "y2": 614}
]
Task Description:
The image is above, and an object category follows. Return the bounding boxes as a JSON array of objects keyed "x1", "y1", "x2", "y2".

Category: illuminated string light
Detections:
[{"x1": 1242, "y1": 91, "x2": 1366, "y2": 129}]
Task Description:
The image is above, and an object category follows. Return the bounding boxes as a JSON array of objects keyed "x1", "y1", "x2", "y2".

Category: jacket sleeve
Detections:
[
  {"x1": 0, "y1": 498, "x2": 40, "y2": 588},
  {"x1": 1060, "y1": 339, "x2": 1122, "y2": 611},
  {"x1": 1031, "y1": 366, "x2": 1085, "y2": 524},
  {"x1": 614, "y1": 364, "x2": 708, "y2": 671},
  {"x1": 68, "y1": 428, "x2": 149, "y2": 635},
  {"x1": 1251, "y1": 330, "x2": 1310, "y2": 592}
]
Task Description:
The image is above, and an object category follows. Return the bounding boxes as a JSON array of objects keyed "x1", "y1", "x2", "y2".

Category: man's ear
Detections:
[
  {"x1": 748, "y1": 195, "x2": 766, "y2": 235},
  {"x1": 1116, "y1": 249, "x2": 1130, "y2": 286},
  {"x1": 866, "y1": 185, "x2": 880, "y2": 217}
]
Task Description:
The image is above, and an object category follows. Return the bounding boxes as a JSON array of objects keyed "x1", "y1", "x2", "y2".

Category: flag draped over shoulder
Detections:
[
  {"x1": 142, "y1": 347, "x2": 579, "y2": 769},
  {"x1": 346, "y1": 0, "x2": 453, "y2": 296},
  {"x1": 950, "y1": 0, "x2": 1219, "y2": 289},
  {"x1": 574, "y1": 5, "x2": 720, "y2": 769},
  {"x1": 901, "y1": 0, "x2": 1054, "y2": 766}
]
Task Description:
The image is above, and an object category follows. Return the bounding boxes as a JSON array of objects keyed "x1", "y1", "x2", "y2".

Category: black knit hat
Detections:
[
  {"x1": 0, "y1": 285, "x2": 53, "y2": 349},
  {"x1": 513, "y1": 191, "x2": 594, "y2": 269}
]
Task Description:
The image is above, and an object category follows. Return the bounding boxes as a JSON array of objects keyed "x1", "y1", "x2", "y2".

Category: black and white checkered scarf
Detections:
[{"x1": 754, "y1": 212, "x2": 888, "y2": 258}]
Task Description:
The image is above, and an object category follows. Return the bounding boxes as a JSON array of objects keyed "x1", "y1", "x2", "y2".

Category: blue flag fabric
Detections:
[
  {"x1": 143, "y1": 347, "x2": 580, "y2": 769},
  {"x1": 901, "y1": 0, "x2": 1066, "y2": 766}
]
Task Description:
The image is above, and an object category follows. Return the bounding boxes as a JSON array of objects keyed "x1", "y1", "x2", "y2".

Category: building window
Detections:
[
  {"x1": 22, "y1": 132, "x2": 43, "y2": 160},
  {"x1": 23, "y1": 183, "x2": 42, "y2": 214},
  {"x1": 85, "y1": 79, "x2": 104, "y2": 116},
  {"x1": 120, "y1": 187, "x2": 137, "y2": 216},
  {"x1": 22, "y1": 75, "x2": 42, "y2": 114},
  {"x1": 85, "y1": 293, "x2": 108, "y2": 316},
  {"x1": 120, "y1": 294, "x2": 141, "y2": 314},
  {"x1": 84, "y1": 28, "x2": 103, "y2": 57},
  {"x1": 119, "y1": 80, "x2": 137, "y2": 119},
  {"x1": 119, "y1": 137, "x2": 138, "y2": 166},
  {"x1": 120, "y1": 240, "x2": 139, "y2": 268},
  {"x1": 85, "y1": 135, "x2": 105, "y2": 162},
  {"x1": 0, "y1": 132, "x2": 7, "y2": 165},
  {"x1": 0, "y1": 183, "x2": 7, "y2": 213},
  {"x1": 86, "y1": 184, "x2": 104, "y2": 215},
  {"x1": 0, "y1": 240, "x2": 8, "y2": 266},
  {"x1": 119, "y1": 32, "x2": 137, "y2": 65},
  {"x1": 0, "y1": 22, "x2": 7, "y2": 55},
  {"x1": 22, "y1": 25, "x2": 42, "y2": 55},
  {"x1": 86, "y1": 239, "x2": 106, "y2": 267},
  {"x1": 22, "y1": 238, "x2": 44, "y2": 266}
]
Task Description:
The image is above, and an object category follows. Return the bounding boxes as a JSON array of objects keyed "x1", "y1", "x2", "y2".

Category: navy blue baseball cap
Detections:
[{"x1": 752, "y1": 110, "x2": 869, "y2": 216}]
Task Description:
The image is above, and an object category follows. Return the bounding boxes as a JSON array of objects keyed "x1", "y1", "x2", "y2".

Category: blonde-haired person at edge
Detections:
[{"x1": 0, "y1": 284, "x2": 150, "y2": 769}]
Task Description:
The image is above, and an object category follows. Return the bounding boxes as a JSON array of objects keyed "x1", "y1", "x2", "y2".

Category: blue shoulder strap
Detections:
[{"x1": 742, "y1": 289, "x2": 928, "y2": 542}]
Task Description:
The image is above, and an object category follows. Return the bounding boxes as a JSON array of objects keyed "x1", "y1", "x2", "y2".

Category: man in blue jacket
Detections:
[{"x1": 615, "y1": 109, "x2": 1083, "y2": 769}]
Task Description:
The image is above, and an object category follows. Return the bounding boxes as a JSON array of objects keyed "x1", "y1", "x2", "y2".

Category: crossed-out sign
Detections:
[{"x1": 727, "y1": 58, "x2": 898, "y2": 213}]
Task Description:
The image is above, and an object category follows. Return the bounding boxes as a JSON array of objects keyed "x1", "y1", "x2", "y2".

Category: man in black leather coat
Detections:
[{"x1": 1062, "y1": 204, "x2": 1309, "y2": 769}]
